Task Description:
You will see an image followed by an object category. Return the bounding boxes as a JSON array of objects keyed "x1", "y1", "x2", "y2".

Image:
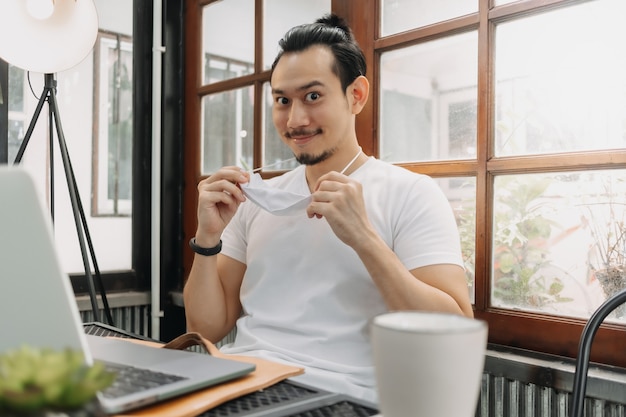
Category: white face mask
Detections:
[
  {"x1": 241, "y1": 173, "x2": 311, "y2": 216},
  {"x1": 241, "y1": 147, "x2": 362, "y2": 216}
]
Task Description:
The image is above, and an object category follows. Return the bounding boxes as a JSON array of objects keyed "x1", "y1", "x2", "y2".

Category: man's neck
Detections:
[{"x1": 304, "y1": 147, "x2": 368, "y2": 190}]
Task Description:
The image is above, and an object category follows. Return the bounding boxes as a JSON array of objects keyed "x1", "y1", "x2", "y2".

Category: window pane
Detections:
[
  {"x1": 380, "y1": 32, "x2": 478, "y2": 163},
  {"x1": 7, "y1": 65, "x2": 25, "y2": 162},
  {"x1": 494, "y1": 0, "x2": 626, "y2": 156},
  {"x1": 261, "y1": 82, "x2": 299, "y2": 172},
  {"x1": 93, "y1": 33, "x2": 133, "y2": 216},
  {"x1": 436, "y1": 177, "x2": 477, "y2": 304},
  {"x1": 380, "y1": 0, "x2": 477, "y2": 37},
  {"x1": 263, "y1": 0, "x2": 331, "y2": 70},
  {"x1": 491, "y1": 170, "x2": 626, "y2": 322},
  {"x1": 201, "y1": 87, "x2": 254, "y2": 174},
  {"x1": 202, "y1": 0, "x2": 254, "y2": 85}
]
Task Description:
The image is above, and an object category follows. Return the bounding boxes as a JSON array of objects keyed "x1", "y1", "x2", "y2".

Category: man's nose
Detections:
[{"x1": 287, "y1": 101, "x2": 309, "y2": 129}]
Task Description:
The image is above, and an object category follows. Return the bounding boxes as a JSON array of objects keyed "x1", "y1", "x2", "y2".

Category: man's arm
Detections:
[
  {"x1": 183, "y1": 167, "x2": 250, "y2": 342},
  {"x1": 352, "y1": 231, "x2": 473, "y2": 317},
  {"x1": 184, "y1": 253, "x2": 246, "y2": 342},
  {"x1": 307, "y1": 171, "x2": 473, "y2": 317}
]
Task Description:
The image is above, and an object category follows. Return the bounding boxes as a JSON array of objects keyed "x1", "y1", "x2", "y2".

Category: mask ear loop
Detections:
[
  {"x1": 241, "y1": 157, "x2": 297, "y2": 173},
  {"x1": 339, "y1": 147, "x2": 363, "y2": 175},
  {"x1": 242, "y1": 148, "x2": 361, "y2": 175}
]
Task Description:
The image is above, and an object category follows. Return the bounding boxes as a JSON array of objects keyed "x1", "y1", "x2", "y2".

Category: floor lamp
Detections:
[{"x1": 0, "y1": 0, "x2": 113, "y2": 325}]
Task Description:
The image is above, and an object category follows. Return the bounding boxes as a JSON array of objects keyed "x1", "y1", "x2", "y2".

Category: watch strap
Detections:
[{"x1": 189, "y1": 238, "x2": 222, "y2": 256}]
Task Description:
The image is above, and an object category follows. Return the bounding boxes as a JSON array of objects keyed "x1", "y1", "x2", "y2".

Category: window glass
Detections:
[
  {"x1": 491, "y1": 170, "x2": 626, "y2": 322},
  {"x1": 7, "y1": 65, "x2": 25, "y2": 162},
  {"x1": 93, "y1": 32, "x2": 133, "y2": 216},
  {"x1": 380, "y1": 0, "x2": 477, "y2": 37},
  {"x1": 7, "y1": 1, "x2": 133, "y2": 273},
  {"x1": 202, "y1": 0, "x2": 255, "y2": 85},
  {"x1": 494, "y1": 0, "x2": 626, "y2": 156},
  {"x1": 379, "y1": 31, "x2": 478, "y2": 163},
  {"x1": 263, "y1": 0, "x2": 331, "y2": 70},
  {"x1": 201, "y1": 86, "x2": 254, "y2": 174},
  {"x1": 436, "y1": 176, "x2": 477, "y2": 304}
]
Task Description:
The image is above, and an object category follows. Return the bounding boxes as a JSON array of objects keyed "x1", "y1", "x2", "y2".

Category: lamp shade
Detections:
[{"x1": 0, "y1": 0, "x2": 98, "y2": 74}]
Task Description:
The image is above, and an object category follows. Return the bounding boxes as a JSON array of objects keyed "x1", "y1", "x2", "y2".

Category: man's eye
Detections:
[
  {"x1": 275, "y1": 97, "x2": 289, "y2": 105},
  {"x1": 305, "y1": 92, "x2": 320, "y2": 102}
]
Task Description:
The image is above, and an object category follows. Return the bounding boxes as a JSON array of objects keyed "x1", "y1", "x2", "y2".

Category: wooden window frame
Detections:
[{"x1": 183, "y1": 0, "x2": 626, "y2": 367}]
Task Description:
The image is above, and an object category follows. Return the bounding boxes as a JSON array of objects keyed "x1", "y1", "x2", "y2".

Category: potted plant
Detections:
[{"x1": 0, "y1": 345, "x2": 115, "y2": 416}]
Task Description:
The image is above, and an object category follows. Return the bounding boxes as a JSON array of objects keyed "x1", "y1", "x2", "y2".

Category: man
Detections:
[{"x1": 183, "y1": 13, "x2": 473, "y2": 402}]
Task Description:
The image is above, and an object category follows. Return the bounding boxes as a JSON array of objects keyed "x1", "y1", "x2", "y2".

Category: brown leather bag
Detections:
[{"x1": 114, "y1": 332, "x2": 304, "y2": 417}]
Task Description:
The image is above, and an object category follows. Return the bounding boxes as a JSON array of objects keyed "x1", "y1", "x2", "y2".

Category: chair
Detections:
[{"x1": 570, "y1": 288, "x2": 626, "y2": 417}]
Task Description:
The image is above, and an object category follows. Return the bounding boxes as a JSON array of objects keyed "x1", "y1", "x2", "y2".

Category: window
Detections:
[
  {"x1": 1, "y1": 1, "x2": 139, "y2": 289},
  {"x1": 7, "y1": 65, "x2": 25, "y2": 162},
  {"x1": 93, "y1": 31, "x2": 133, "y2": 217},
  {"x1": 374, "y1": 0, "x2": 626, "y2": 366},
  {"x1": 184, "y1": 0, "x2": 626, "y2": 367},
  {"x1": 380, "y1": 31, "x2": 478, "y2": 163}
]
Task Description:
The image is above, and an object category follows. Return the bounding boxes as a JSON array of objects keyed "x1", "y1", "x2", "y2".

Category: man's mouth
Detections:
[{"x1": 286, "y1": 129, "x2": 322, "y2": 143}]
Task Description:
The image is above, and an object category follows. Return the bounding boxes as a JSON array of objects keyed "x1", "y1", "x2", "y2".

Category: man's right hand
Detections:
[{"x1": 195, "y1": 166, "x2": 250, "y2": 246}]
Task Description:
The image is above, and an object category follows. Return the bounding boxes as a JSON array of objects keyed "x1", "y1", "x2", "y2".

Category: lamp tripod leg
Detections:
[
  {"x1": 13, "y1": 83, "x2": 49, "y2": 164},
  {"x1": 47, "y1": 88, "x2": 114, "y2": 326}
]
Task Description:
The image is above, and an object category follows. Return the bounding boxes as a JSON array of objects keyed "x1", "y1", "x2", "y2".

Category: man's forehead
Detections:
[
  {"x1": 271, "y1": 46, "x2": 337, "y2": 90},
  {"x1": 271, "y1": 80, "x2": 326, "y2": 96}
]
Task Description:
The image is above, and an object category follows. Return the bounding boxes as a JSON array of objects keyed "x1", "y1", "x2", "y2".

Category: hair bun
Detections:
[{"x1": 316, "y1": 13, "x2": 353, "y2": 39}]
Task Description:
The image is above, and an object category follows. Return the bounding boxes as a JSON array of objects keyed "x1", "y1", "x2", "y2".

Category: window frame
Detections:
[
  {"x1": 92, "y1": 30, "x2": 134, "y2": 218},
  {"x1": 0, "y1": 61, "x2": 8, "y2": 163},
  {"x1": 183, "y1": 0, "x2": 626, "y2": 367}
]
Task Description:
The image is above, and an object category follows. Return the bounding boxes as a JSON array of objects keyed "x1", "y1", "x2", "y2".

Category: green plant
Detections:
[
  {"x1": 494, "y1": 176, "x2": 574, "y2": 307},
  {"x1": 458, "y1": 175, "x2": 572, "y2": 308},
  {"x1": 453, "y1": 182, "x2": 476, "y2": 290},
  {"x1": 0, "y1": 345, "x2": 115, "y2": 414}
]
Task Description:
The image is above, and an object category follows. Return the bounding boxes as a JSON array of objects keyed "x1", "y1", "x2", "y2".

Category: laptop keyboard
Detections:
[{"x1": 100, "y1": 362, "x2": 188, "y2": 399}]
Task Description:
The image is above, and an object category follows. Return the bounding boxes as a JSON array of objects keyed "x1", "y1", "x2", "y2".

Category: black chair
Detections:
[{"x1": 570, "y1": 288, "x2": 626, "y2": 417}]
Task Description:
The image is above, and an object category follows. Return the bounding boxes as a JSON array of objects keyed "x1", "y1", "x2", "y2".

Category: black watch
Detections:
[{"x1": 189, "y1": 238, "x2": 222, "y2": 256}]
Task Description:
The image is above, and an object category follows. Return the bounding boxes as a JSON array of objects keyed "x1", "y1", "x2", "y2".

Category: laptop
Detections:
[{"x1": 0, "y1": 166, "x2": 255, "y2": 414}]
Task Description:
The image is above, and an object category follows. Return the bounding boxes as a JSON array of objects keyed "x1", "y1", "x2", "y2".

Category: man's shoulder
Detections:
[{"x1": 361, "y1": 157, "x2": 431, "y2": 184}]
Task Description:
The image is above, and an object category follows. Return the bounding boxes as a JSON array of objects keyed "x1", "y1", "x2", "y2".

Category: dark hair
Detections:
[{"x1": 270, "y1": 13, "x2": 367, "y2": 92}]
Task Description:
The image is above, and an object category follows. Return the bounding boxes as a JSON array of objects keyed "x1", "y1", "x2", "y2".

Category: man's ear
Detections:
[{"x1": 348, "y1": 75, "x2": 370, "y2": 115}]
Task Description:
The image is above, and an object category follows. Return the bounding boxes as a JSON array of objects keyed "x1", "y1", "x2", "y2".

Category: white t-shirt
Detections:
[{"x1": 219, "y1": 157, "x2": 463, "y2": 402}]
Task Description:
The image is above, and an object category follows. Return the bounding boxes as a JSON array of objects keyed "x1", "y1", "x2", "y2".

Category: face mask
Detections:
[
  {"x1": 241, "y1": 147, "x2": 362, "y2": 216},
  {"x1": 241, "y1": 173, "x2": 311, "y2": 216}
]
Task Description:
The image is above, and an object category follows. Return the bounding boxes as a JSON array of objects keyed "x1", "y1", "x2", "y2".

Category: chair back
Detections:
[{"x1": 570, "y1": 288, "x2": 626, "y2": 417}]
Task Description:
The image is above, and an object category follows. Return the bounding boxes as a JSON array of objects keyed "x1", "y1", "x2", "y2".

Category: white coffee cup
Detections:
[{"x1": 371, "y1": 311, "x2": 488, "y2": 417}]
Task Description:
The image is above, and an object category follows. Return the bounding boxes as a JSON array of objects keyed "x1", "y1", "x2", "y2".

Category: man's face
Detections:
[{"x1": 270, "y1": 45, "x2": 355, "y2": 165}]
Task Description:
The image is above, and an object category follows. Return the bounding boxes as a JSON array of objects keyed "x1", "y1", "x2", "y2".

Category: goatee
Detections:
[{"x1": 296, "y1": 148, "x2": 336, "y2": 166}]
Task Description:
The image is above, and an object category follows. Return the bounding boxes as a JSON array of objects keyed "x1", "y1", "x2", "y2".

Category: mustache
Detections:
[{"x1": 284, "y1": 128, "x2": 322, "y2": 139}]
